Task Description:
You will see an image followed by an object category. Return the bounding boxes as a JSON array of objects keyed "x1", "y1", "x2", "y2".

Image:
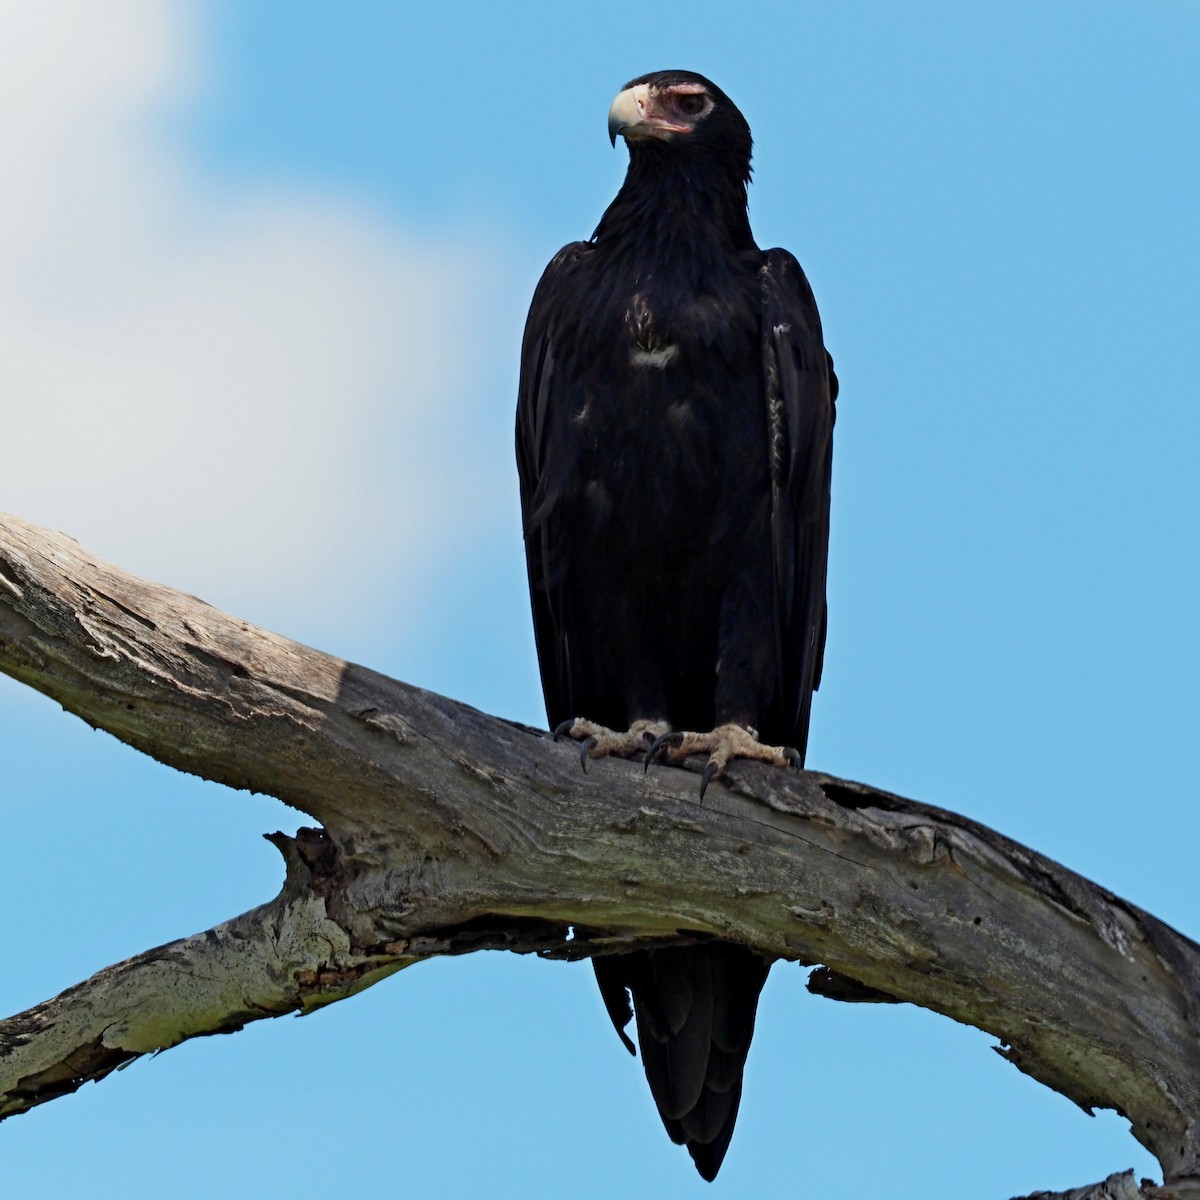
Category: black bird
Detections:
[{"x1": 516, "y1": 70, "x2": 836, "y2": 1180}]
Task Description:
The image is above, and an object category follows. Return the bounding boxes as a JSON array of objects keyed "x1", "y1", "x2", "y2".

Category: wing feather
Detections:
[
  {"x1": 516, "y1": 242, "x2": 593, "y2": 725},
  {"x1": 760, "y1": 248, "x2": 837, "y2": 758}
]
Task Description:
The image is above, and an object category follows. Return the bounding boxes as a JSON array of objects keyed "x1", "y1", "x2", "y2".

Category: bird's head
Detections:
[{"x1": 607, "y1": 70, "x2": 752, "y2": 176}]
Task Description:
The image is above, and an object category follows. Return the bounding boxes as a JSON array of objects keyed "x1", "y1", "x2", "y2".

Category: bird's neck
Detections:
[{"x1": 592, "y1": 150, "x2": 756, "y2": 267}]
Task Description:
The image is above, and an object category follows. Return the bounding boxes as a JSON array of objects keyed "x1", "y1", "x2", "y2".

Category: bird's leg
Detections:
[
  {"x1": 553, "y1": 717, "x2": 671, "y2": 771},
  {"x1": 646, "y1": 723, "x2": 801, "y2": 798}
]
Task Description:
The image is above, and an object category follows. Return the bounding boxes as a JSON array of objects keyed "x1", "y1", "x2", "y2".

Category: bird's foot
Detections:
[
  {"x1": 553, "y1": 717, "x2": 671, "y2": 772},
  {"x1": 646, "y1": 722, "x2": 801, "y2": 798}
]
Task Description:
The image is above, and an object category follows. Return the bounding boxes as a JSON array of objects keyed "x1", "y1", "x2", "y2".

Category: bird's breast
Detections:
[
  {"x1": 624, "y1": 290, "x2": 682, "y2": 370},
  {"x1": 614, "y1": 272, "x2": 756, "y2": 369},
  {"x1": 564, "y1": 313, "x2": 768, "y2": 548}
]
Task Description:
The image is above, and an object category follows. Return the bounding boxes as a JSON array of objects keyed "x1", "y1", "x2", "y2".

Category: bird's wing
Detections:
[
  {"x1": 515, "y1": 241, "x2": 593, "y2": 726},
  {"x1": 760, "y1": 248, "x2": 837, "y2": 760}
]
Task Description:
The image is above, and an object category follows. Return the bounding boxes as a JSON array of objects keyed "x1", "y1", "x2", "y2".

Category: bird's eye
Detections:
[{"x1": 676, "y1": 93, "x2": 706, "y2": 117}]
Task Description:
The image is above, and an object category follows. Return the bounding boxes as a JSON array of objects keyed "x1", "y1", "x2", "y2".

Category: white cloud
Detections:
[{"x1": 0, "y1": 1, "x2": 506, "y2": 639}]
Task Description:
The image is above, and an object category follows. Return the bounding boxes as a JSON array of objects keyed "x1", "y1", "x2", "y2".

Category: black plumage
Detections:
[{"x1": 516, "y1": 70, "x2": 836, "y2": 1180}]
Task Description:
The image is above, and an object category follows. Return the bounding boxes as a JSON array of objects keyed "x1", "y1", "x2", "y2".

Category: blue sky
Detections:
[{"x1": 2, "y1": 2, "x2": 1197, "y2": 1195}]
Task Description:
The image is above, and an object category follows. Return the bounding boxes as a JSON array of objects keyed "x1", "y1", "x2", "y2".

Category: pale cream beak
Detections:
[{"x1": 608, "y1": 85, "x2": 647, "y2": 145}]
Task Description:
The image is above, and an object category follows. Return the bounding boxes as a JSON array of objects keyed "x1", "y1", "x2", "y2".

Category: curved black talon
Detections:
[
  {"x1": 644, "y1": 730, "x2": 684, "y2": 772},
  {"x1": 553, "y1": 718, "x2": 579, "y2": 742},
  {"x1": 578, "y1": 735, "x2": 598, "y2": 772},
  {"x1": 699, "y1": 759, "x2": 721, "y2": 800},
  {"x1": 783, "y1": 746, "x2": 802, "y2": 769}
]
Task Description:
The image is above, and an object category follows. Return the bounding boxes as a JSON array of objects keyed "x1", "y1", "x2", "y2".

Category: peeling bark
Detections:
[{"x1": 2, "y1": 511, "x2": 1199, "y2": 1197}]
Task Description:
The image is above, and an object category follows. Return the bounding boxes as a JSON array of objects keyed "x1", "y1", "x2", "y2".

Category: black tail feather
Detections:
[{"x1": 593, "y1": 943, "x2": 771, "y2": 1180}]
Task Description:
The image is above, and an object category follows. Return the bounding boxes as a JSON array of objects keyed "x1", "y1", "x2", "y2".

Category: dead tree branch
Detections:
[{"x1": 1, "y1": 511, "x2": 1198, "y2": 1197}]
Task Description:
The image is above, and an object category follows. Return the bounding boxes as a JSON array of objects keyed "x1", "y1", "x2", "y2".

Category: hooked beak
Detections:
[
  {"x1": 607, "y1": 83, "x2": 690, "y2": 146},
  {"x1": 608, "y1": 85, "x2": 644, "y2": 146}
]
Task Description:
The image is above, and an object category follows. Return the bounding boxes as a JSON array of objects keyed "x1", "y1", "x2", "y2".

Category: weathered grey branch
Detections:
[
  {"x1": 1016, "y1": 1171, "x2": 1170, "y2": 1200},
  {"x1": 2, "y1": 510, "x2": 1199, "y2": 1198}
]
